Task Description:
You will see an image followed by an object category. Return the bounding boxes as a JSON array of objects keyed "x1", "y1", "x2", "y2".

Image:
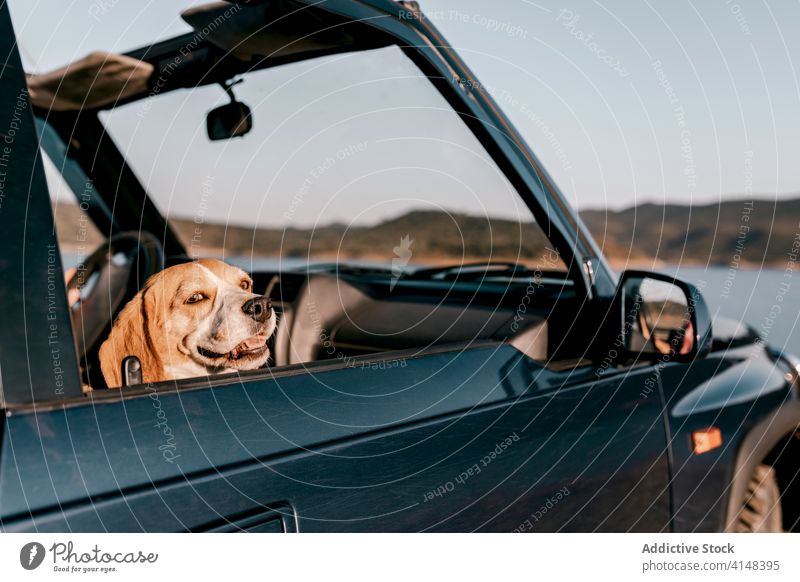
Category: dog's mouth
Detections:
[{"x1": 197, "y1": 334, "x2": 269, "y2": 362}]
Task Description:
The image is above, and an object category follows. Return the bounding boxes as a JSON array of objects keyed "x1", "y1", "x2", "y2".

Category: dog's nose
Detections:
[{"x1": 242, "y1": 296, "x2": 272, "y2": 322}]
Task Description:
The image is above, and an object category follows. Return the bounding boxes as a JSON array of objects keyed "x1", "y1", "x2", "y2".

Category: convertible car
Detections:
[{"x1": 0, "y1": 0, "x2": 798, "y2": 532}]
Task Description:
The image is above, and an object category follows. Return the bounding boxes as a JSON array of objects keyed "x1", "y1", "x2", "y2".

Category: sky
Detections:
[{"x1": 9, "y1": 0, "x2": 800, "y2": 216}]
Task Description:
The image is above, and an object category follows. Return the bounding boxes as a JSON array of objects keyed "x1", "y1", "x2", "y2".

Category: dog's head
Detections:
[{"x1": 99, "y1": 259, "x2": 276, "y2": 387}]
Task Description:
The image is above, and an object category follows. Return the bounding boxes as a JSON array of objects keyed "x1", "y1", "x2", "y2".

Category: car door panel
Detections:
[
  {"x1": 1, "y1": 345, "x2": 670, "y2": 532},
  {"x1": 0, "y1": 345, "x2": 523, "y2": 525}
]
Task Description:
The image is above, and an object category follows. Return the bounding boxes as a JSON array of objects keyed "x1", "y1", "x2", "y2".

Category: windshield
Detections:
[{"x1": 97, "y1": 44, "x2": 566, "y2": 275}]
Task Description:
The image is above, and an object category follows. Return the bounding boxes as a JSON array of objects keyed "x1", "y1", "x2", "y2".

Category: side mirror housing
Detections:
[
  {"x1": 613, "y1": 270, "x2": 712, "y2": 363},
  {"x1": 206, "y1": 101, "x2": 252, "y2": 140}
]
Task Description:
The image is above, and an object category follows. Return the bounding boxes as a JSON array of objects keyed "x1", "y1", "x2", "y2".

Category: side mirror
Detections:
[
  {"x1": 206, "y1": 100, "x2": 252, "y2": 140},
  {"x1": 615, "y1": 270, "x2": 712, "y2": 363}
]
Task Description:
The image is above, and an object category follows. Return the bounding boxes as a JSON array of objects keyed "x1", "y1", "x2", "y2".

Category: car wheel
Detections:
[{"x1": 732, "y1": 464, "x2": 783, "y2": 532}]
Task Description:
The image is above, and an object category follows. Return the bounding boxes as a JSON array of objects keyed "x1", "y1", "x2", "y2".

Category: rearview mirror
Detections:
[
  {"x1": 206, "y1": 101, "x2": 252, "y2": 140},
  {"x1": 617, "y1": 270, "x2": 712, "y2": 362}
]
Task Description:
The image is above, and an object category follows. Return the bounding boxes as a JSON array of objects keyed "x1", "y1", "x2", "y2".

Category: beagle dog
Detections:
[{"x1": 99, "y1": 259, "x2": 276, "y2": 388}]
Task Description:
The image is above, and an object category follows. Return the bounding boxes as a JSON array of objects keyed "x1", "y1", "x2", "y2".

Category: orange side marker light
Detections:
[{"x1": 691, "y1": 427, "x2": 723, "y2": 455}]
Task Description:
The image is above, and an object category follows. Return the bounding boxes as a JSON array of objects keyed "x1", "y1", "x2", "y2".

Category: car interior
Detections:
[
  {"x1": 55, "y1": 227, "x2": 582, "y2": 390},
  {"x1": 30, "y1": 1, "x2": 595, "y2": 391}
]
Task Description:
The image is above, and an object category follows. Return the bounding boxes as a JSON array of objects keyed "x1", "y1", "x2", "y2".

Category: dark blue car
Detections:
[{"x1": 0, "y1": 0, "x2": 798, "y2": 532}]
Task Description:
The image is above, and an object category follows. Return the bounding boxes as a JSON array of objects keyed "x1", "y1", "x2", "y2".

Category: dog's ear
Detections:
[{"x1": 99, "y1": 287, "x2": 164, "y2": 388}]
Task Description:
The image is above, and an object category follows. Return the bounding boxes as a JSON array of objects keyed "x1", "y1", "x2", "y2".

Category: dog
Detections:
[{"x1": 99, "y1": 259, "x2": 276, "y2": 388}]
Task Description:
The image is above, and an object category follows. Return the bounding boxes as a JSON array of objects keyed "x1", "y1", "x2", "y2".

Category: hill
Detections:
[
  {"x1": 580, "y1": 197, "x2": 800, "y2": 267},
  {"x1": 53, "y1": 197, "x2": 800, "y2": 268}
]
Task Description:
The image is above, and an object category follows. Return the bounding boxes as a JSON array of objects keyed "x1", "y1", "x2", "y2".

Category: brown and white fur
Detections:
[{"x1": 99, "y1": 259, "x2": 276, "y2": 388}]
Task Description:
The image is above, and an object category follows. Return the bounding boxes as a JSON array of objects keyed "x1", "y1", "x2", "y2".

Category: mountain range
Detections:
[
  {"x1": 580, "y1": 197, "x2": 800, "y2": 267},
  {"x1": 54, "y1": 196, "x2": 800, "y2": 268}
]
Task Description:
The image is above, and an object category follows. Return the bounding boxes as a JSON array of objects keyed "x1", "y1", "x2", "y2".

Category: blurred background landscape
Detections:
[{"x1": 55, "y1": 196, "x2": 800, "y2": 268}]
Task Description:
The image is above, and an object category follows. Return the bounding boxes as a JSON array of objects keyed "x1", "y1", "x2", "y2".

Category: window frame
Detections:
[{"x1": 6, "y1": 1, "x2": 615, "y2": 408}]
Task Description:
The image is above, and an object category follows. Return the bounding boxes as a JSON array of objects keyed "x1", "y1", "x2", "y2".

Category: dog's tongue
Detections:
[
  {"x1": 231, "y1": 334, "x2": 267, "y2": 358},
  {"x1": 240, "y1": 334, "x2": 266, "y2": 350}
]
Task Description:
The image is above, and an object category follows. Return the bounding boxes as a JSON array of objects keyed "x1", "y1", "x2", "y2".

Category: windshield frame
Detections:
[{"x1": 35, "y1": 0, "x2": 607, "y2": 302}]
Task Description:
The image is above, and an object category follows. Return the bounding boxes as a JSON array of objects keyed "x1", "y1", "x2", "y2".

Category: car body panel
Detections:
[
  {"x1": 1, "y1": 345, "x2": 671, "y2": 532},
  {"x1": 658, "y1": 344, "x2": 798, "y2": 531}
]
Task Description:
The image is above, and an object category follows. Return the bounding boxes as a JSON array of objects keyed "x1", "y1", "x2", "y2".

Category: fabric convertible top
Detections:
[{"x1": 26, "y1": 0, "x2": 377, "y2": 111}]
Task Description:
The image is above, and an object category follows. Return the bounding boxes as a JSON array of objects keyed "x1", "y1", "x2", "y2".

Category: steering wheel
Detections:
[{"x1": 67, "y1": 232, "x2": 164, "y2": 364}]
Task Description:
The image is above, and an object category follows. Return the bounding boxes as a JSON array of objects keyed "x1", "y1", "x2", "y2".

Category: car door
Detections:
[{"x1": 1, "y1": 338, "x2": 671, "y2": 533}]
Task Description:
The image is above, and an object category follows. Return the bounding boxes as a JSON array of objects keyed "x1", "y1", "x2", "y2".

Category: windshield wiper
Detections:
[
  {"x1": 302, "y1": 262, "x2": 394, "y2": 276},
  {"x1": 405, "y1": 261, "x2": 563, "y2": 282},
  {"x1": 302, "y1": 261, "x2": 569, "y2": 285}
]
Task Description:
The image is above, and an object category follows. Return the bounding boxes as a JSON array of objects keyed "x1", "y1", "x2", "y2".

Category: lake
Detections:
[{"x1": 664, "y1": 266, "x2": 799, "y2": 356}]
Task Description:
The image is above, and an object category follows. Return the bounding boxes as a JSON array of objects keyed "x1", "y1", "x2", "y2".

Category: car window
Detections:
[{"x1": 99, "y1": 45, "x2": 565, "y2": 273}]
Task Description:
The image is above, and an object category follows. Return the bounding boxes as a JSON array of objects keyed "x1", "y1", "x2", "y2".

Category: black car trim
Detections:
[{"x1": 0, "y1": 5, "x2": 83, "y2": 405}]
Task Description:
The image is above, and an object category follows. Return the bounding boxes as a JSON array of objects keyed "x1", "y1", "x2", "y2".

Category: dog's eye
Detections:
[
  {"x1": 240, "y1": 280, "x2": 251, "y2": 291},
  {"x1": 185, "y1": 292, "x2": 206, "y2": 304}
]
